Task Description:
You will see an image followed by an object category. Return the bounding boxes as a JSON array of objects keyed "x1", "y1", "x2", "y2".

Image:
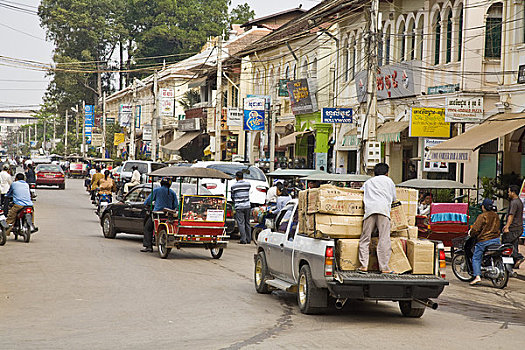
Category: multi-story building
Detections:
[{"x1": 0, "y1": 110, "x2": 38, "y2": 148}]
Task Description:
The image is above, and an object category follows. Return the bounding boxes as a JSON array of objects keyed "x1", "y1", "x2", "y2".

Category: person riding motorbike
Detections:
[
  {"x1": 469, "y1": 198, "x2": 501, "y2": 286},
  {"x1": 0, "y1": 163, "x2": 13, "y2": 204},
  {"x1": 141, "y1": 177, "x2": 178, "y2": 253},
  {"x1": 124, "y1": 165, "x2": 141, "y2": 194},
  {"x1": 5, "y1": 173, "x2": 37, "y2": 236},
  {"x1": 97, "y1": 170, "x2": 116, "y2": 212},
  {"x1": 90, "y1": 167, "x2": 104, "y2": 203}
]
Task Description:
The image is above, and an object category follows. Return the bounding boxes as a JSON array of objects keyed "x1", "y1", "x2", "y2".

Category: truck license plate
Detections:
[{"x1": 502, "y1": 257, "x2": 514, "y2": 264}]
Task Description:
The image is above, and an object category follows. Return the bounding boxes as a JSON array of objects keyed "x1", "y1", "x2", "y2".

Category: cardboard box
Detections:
[
  {"x1": 407, "y1": 239, "x2": 435, "y2": 275},
  {"x1": 305, "y1": 214, "x2": 363, "y2": 239},
  {"x1": 336, "y1": 239, "x2": 360, "y2": 270},
  {"x1": 307, "y1": 186, "x2": 364, "y2": 216},
  {"x1": 391, "y1": 229, "x2": 408, "y2": 238},
  {"x1": 407, "y1": 226, "x2": 419, "y2": 240},
  {"x1": 390, "y1": 201, "x2": 408, "y2": 231},
  {"x1": 298, "y1": 210, "x2": 307, "y2": 234},
  {"x1": 368, "y1": 237, "x2": 412, "y2": 273},
  {"x1": 298, "y1": 190, "x2": 307, "y2": 214},
  {"x1": 396, "y1": 187, "x2": 418, "y2": 218},
  {"x1": 407, "y1": 215, "x2": 416, "y2": 226}
]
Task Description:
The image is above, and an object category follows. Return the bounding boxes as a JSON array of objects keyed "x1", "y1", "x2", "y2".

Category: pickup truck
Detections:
[{"x1": 254, "y1": 199, "x2": 449, "y2": 317}]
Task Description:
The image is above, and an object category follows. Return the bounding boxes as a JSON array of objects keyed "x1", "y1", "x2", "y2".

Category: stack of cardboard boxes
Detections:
[{"x1": 297, "y1": 185, "x2": 435, "y2": 275}]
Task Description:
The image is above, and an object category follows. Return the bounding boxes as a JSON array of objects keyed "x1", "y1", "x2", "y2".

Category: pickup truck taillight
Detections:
[
  {"x1": 324, "y1": 246, "x2": 334, "y2": 277},
  {"x1": 438, "y1": 243, "x2": 446, "y2": 279}
]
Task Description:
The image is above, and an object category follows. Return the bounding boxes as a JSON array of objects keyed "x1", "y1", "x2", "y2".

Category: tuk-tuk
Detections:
[
  {"x1": 67, "y1": 155, "x2": 87, "y2": 178},
  {"x1": 147, "y1": 166, "x2": 232, "y2": 259},
  {"x1": 397, "y1": 179, "x2": 476, "y2": 247}
]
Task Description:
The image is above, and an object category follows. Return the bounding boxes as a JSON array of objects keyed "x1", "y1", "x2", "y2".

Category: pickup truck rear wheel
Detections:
[
  {"x1": 399, "y1": 301, "x2": 425, "y2": 318},
  {"x1": 254, "y1": 252, "x2": 271, "y2": 294},
  {"x1": 298, "y1": 265, "x2": 326, "y2": 314}
]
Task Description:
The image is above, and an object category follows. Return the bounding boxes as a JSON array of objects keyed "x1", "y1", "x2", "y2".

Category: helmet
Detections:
[{"x1": 160, "y1": 177, "x2": 172, "y2": 187}]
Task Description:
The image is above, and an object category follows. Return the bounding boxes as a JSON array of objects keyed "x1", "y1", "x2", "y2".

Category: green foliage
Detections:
[
  {"x1": 178, "y1": 90, "x2": 201, "y2": 110},
  {"x1": 479, "y1": 173, "x2": 522, "y2": 200},
  {"x1": 230, "y1": 3, "x2": 256, "y2": 24},
  {"x1": 435, "y1": 189, "x2": 454, "y2": 203}
]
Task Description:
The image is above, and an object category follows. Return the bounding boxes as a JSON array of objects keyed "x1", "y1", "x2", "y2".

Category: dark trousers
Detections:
[
  {"x1": 143, "y1": 216, "x2": 154, "y2": 248},
  {"x1": 235, "y1": 207, "x2": 251, "y2": 243},
  {"x1": 503, "y1": 230, "x2": 524, "y2": 260}
]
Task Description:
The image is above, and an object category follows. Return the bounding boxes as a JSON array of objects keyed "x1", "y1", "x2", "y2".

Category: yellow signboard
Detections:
[
  {"x1": 410, "y1": 107, "x2": 450, "y2": 138},
  {"x1": 113, "y1": 133, "x2": 125, "y2": 146}
]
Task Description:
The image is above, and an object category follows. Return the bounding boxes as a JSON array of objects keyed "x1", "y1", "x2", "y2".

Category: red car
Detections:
[{"x1": 35, "y1": 164, "x2": 66, "y2": 189}]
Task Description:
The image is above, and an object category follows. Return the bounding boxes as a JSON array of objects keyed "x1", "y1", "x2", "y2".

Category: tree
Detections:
[
  {"x1": 229, "y1": 3, "x2": 255, "y2": 24},
  {"x1": 178, "y1": 90, "x2": 201, "y2": 111}
]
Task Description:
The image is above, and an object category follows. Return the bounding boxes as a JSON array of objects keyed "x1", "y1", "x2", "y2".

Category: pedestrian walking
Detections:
[
  {"x1": 358, "y1": 163, "x2": 397, "y2": 274},
  {"x1": 502, "y1": 185, "x2": 525, "y2": 268},
  {"x1": 231, "y1": 171, "x2": 251, "y2": 244}
]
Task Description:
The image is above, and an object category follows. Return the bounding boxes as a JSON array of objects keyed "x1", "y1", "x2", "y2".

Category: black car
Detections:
[{"x1": 100, "y1": 183, "x2": 235, "y2": 239}]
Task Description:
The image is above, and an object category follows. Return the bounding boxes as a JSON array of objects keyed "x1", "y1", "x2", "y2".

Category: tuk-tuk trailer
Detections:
[{"x1": 147, "y1": 166, "x2": 232, "y2": 259}]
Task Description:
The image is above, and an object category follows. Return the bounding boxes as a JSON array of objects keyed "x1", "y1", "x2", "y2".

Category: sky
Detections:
[{"x1": 0, "y1": 0, "x2": 317, "y2": 111}]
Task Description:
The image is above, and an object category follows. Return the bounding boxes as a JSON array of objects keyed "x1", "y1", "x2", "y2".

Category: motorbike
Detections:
[
  {"x1": 0, "y1": 208, "x2": 8, "y2": 246},
  {"x1": 451, "y1": 235, "x2": 514, "y2": 289},
  {"x1": 10, "y1": 205, "x2": 38, "y2": 243},
  {"x1": 29, "y1": 183, "x2": 37, "y2": 201},
  {"x1": 251, "y1": 205, "x2": 278, "y2": 243},
  {"x1": 96, "y1": 193, "x2": 112, "y2": 217}
]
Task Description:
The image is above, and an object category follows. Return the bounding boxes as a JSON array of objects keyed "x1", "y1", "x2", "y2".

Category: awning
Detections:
[
  {"x1": 279, "y1": 130, "x2": 312, "y2": 147},
  {"x1": 158, "y1": 130, "x2": 171, "y2": 139},
  {"x1": 161, "y1": 131, "x2": 201, "y2": 154},
  {"x1": 275, "y1": 120, "x2": 294, "y2": 127},
  {"x1": 428, "y1": 113, "x2": 525, "y2": 163},
  {"x1": 275, "y1": 120, "x2": 294, "y2": 135},
  {"x1": 188, "y1": 77, "x2": 207, "y2": 89},
  {"x1": 340, "y1": 127, "x2": 358, "y2": 149},
  {"x1": 377, "y1": 121, "x2": 409, "y2": 143}
]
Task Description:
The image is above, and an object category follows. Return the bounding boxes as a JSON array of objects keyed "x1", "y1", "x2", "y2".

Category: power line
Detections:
[{"x1": 0, "y1": 21, "x2": 47, "y2": 41}]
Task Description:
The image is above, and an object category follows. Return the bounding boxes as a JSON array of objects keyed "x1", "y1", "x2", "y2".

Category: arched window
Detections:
[
  {"x1": 293, "y1": 64, "x2": 297, "y2": 80},
  {"x1": 416, "y1": 15, "x2": 424, "y2": 60},
  {"x1": 377, "y1": 31, "x2": 383, "y2": 66},
  {"x1": 457, "y1": 4, "x2": 463, "y2": 61},
  {"x1": 342, "y1": 39, "x2": 349, "y2": 82},
  {"x1": 434, "y1": 13, "x2": 441, "y2": 65},
  {"x1": 268, "y1": 66, "x2": 274, "y2": 96},
  {"x1": 285, "y1": 65, "x2": 290, "y2": 80},
  {"x1": 350, "y1": 36, "x2": 356, "y2": 79},
  {"x1": 301, "y1": 58, "x2": 308, "y2": 79},
  {"x1": 485, "y1": 3, "x2": 502, "y2": 58},
  {"x1": 385, "y1": 26, "x2": 391, "y2": 65},
  {"x1": 398, "y1": 20, "x2": 406, "y2": 61},
  {"x1": 311, "y1": 58, "x2": 317, "y2": 79},
  {"x1": 407, "y1": 19, "x2": 415, "y2": 60},
  {"x1": 356, "y1": 33, "x2": 362, "y2": 72},
  {"x1": 446, "y1": 10, "x2": 453, "y2": 63}
]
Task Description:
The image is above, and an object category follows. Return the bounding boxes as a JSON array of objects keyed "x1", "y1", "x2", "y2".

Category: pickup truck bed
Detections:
[{"x1": 329, "y1": 271, "x2": 448, "y2": 300}]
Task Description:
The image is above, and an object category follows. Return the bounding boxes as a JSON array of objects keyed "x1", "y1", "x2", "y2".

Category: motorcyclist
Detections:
[
  {"x1": 141, "y1": 177, "x2": 178, "y2": 252},
  {"x1": 97, "y1": 170, "x2": 116, "y2": 212},
  {"x1": 0, "y1": 164, "x2": 13, "y2": 204},
  {"x1": 469, "y1": 198, "x2": 500, "y2": 286},
  {"x1": 5, "y1": 173, "x2": 37, "y2": 236},
  {"x1": 90, "y1": 167, "x2": 104, "y2": 203},
  {"x1": 25, "y1": 164, "x2": 36, "y2": 185}
]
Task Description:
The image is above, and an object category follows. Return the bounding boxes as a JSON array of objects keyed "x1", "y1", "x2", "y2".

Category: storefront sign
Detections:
[
  {"x1": 287, "y1": 79, "x2": 318, "y2": 115},
  {"x1": 427, "y1": 84, "x2": 459, "y2": 95},
  {"x1": 518, "y1": 65, "x2": 525, "y2": 84},
  {"x1": 355, "y1": 62, "x2": 416, "y2": 103},
  {"x1": 227, "y1": 108, "x2": 243, "y2": 127},
  {"x1": 159, "y1": 88, "x2": 175, "y2": 117},
  {"x1": 246, "y1": 94, "x2": 271, "y2": 110},
  {"x1": 113, "y1": 133, "x2": 125, "y2": 146},
  {"x1": 119, "y1": 104, "x2": 132, "y2": 127},
  {"x1": 91, "y1": 133, "x2": 103, "y2": 147},
  {"x1": 278, "y1": 79, "x2": 290, "y2": 97},
  {"x1": 84, "y1": 105, "x2": 94, "y2": 144},
  {"x1": 179, "y1": 118, "x2": 201, "y2": 132},
  {"x1": 322, "y1": 108, "x2": 353, "y2": 123},
  {"x1": 143, "y1": 124, "x2": 152, "y2": 141},
  {"x1": 243, "y1": 97, "x2": 265, "y2": 131},
  {"x1": 445, "y1": 97, "x2": 484, "y2": 123},
  {"x1": 426, "y1": 150, "x2": 471, "y2": 163},
  {"x1": 423, "y1": 139, "x2": 449, "y2": 172},
  {"x1": 410, "y1": 107, "x2": 450, "y2": 138}
]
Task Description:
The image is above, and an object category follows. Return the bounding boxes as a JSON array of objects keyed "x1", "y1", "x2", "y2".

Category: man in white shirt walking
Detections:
[
  {"x1": 0, "y1": 164, "x2": 13, "y2": 203},
  {"x1": 358, "y1": 163, "x2": 396, "y2": 274}
]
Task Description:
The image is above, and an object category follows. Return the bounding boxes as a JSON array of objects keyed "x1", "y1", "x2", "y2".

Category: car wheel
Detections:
[
  {"x1": 254, "y1": 252, "x2": 271, "y2": 294},
  {"x1": 102, "y1": 213, "x2": 116, "y2": 239},
  {"x1": 157, "y1": 227, "x2": 171, "y2": 259},
  {"x1": 399, "y1": 301, "x2": 425, "y2": 318},
  {"x1": 210, "y1": 246, "x2": 223, "y2": 259},
  {"x1": 297, "y1": 264, "x2": 327, "y2": 314}
]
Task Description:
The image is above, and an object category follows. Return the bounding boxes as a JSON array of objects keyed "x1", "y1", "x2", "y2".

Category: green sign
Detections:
[{"x1": 278, "y1": 79, "x2": 289, "y2": 97}]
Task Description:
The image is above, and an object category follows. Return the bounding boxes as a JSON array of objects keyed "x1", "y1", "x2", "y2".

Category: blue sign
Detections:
[
  {"x1": 85, "y1": 105, "x2": 94, "y2": 144},
  {"x1": 243, "y1": 97, "x2": 265, "y2": 131},
  {"x1": 322, "y1": 107, "x2": 353, "y2": 123}
]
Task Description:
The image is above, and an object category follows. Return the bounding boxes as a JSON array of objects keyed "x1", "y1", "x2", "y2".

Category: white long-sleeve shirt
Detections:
[
  {"x1": 362, "y1": 175, "x2": 397, "y2": 219},
  {"x1": 0, "y1": 170, "x2": 13, "y2": 194}
]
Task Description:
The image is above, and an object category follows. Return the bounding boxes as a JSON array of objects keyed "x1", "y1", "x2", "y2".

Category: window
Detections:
[
  {"x1": 343, "y1": 39, "x2": 349, "y2": 82},
  {"x1": 293, "y1": 64, "x2": 297, "y2": 80},
  {"x1": 125, "y1": 187, "x2": 143, "y2": 202},
  {"x1": 285, "y1": 65, "x2": 290, "y2": 80},
  {"x1": 232, "y1": 85, "x2": 239, "y2": 107},
  {"x1": 458, "y1": 6, "x2": 463, "y2": 60},
  {"x1": 398, "y1": 21, "x2": 406, "y2": 61},
  {"x1": 378, "y1": 32, "x2": 383, "y2": 66},
  {"x1": 485, "y1": 3, "x2": 503, "y2": 58},
  {"x1": 407, "y1": 20, "x2": 415, "y2": 61},
  {"x1": 207, "y1": 164, "x2": 266, "y2": 181},
  {"x1": 434, "y1": 14, "x2": 441, "y2": 65},
  {"x1": 350, "y1": 38, "x2": 356, "y2": 79},
  {"x1": 276, "y1": 205, "x2": 294, "y2": 233},
  {"x1": 385, "y1": 27, "x2": 391, "y2": 65},
  {"x1": 446, "y1": 10, "x2": 453, "y2": 63},
  {"x1": 300, "y1": 59, "x2": 308, "y2": 79}
]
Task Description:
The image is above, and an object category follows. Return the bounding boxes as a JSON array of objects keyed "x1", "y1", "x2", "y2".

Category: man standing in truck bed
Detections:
[{"x1": 358, "y1": 163, "x2": 396, "y2": 274}]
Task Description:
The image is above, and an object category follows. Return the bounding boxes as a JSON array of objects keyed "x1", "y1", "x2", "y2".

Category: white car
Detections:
[{"x1": 190, "y1": 162, "x2": 269, "y2": 205}]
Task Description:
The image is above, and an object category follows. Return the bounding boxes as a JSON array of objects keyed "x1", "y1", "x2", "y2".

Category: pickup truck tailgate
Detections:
[{"x1": 329, "y1": 271, "x2": 449, "y2": 300}]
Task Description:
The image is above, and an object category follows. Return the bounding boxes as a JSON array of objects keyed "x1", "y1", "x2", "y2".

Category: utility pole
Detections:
[
  {"x1": 82, "y1": 101, "x2": 86, "y2": 158},
  {"x1": 269, "y1": 107, "x2": 276, "y2": 172},
  {"x1": 43, "y1": 118, "x2": 47, "y2": 153},
  {"x1": 214, "y1": 34, "x2": 223, "y2": 161},
  {"x1": 76, "y1": 103, "x2": 79, "y2": 140},
  {"x1": 362, "y1": 0, "x2": 379, "y2": 173},
  {"x1": 53, "y1": 114, "x2": 56, "y2": 150},
  {"x1": 151, "y1": 71, "x2": 159, "y2": 162},
  {"x1": 102, "y1": 91, "x2": 107, "y2": 159},
  {"x1": 65, "y1": 110, "x2": 68, "y2": 156},
  {"x1": 130, "y1": 78, "x2": 137, "y2": 160}
]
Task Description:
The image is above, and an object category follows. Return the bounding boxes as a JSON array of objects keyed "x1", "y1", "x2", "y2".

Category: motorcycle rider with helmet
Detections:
[
  {"x1": 141, "y1": 177, "x2": 178, "y2": 252},
  {"x1": 5, "y1": 173, "x2": 38, "y2": 236}
]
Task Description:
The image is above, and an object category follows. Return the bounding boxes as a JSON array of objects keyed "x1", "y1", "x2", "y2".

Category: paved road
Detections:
[{"x1": 1, "y1": 179, "x2": 524, "y2": 349}]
